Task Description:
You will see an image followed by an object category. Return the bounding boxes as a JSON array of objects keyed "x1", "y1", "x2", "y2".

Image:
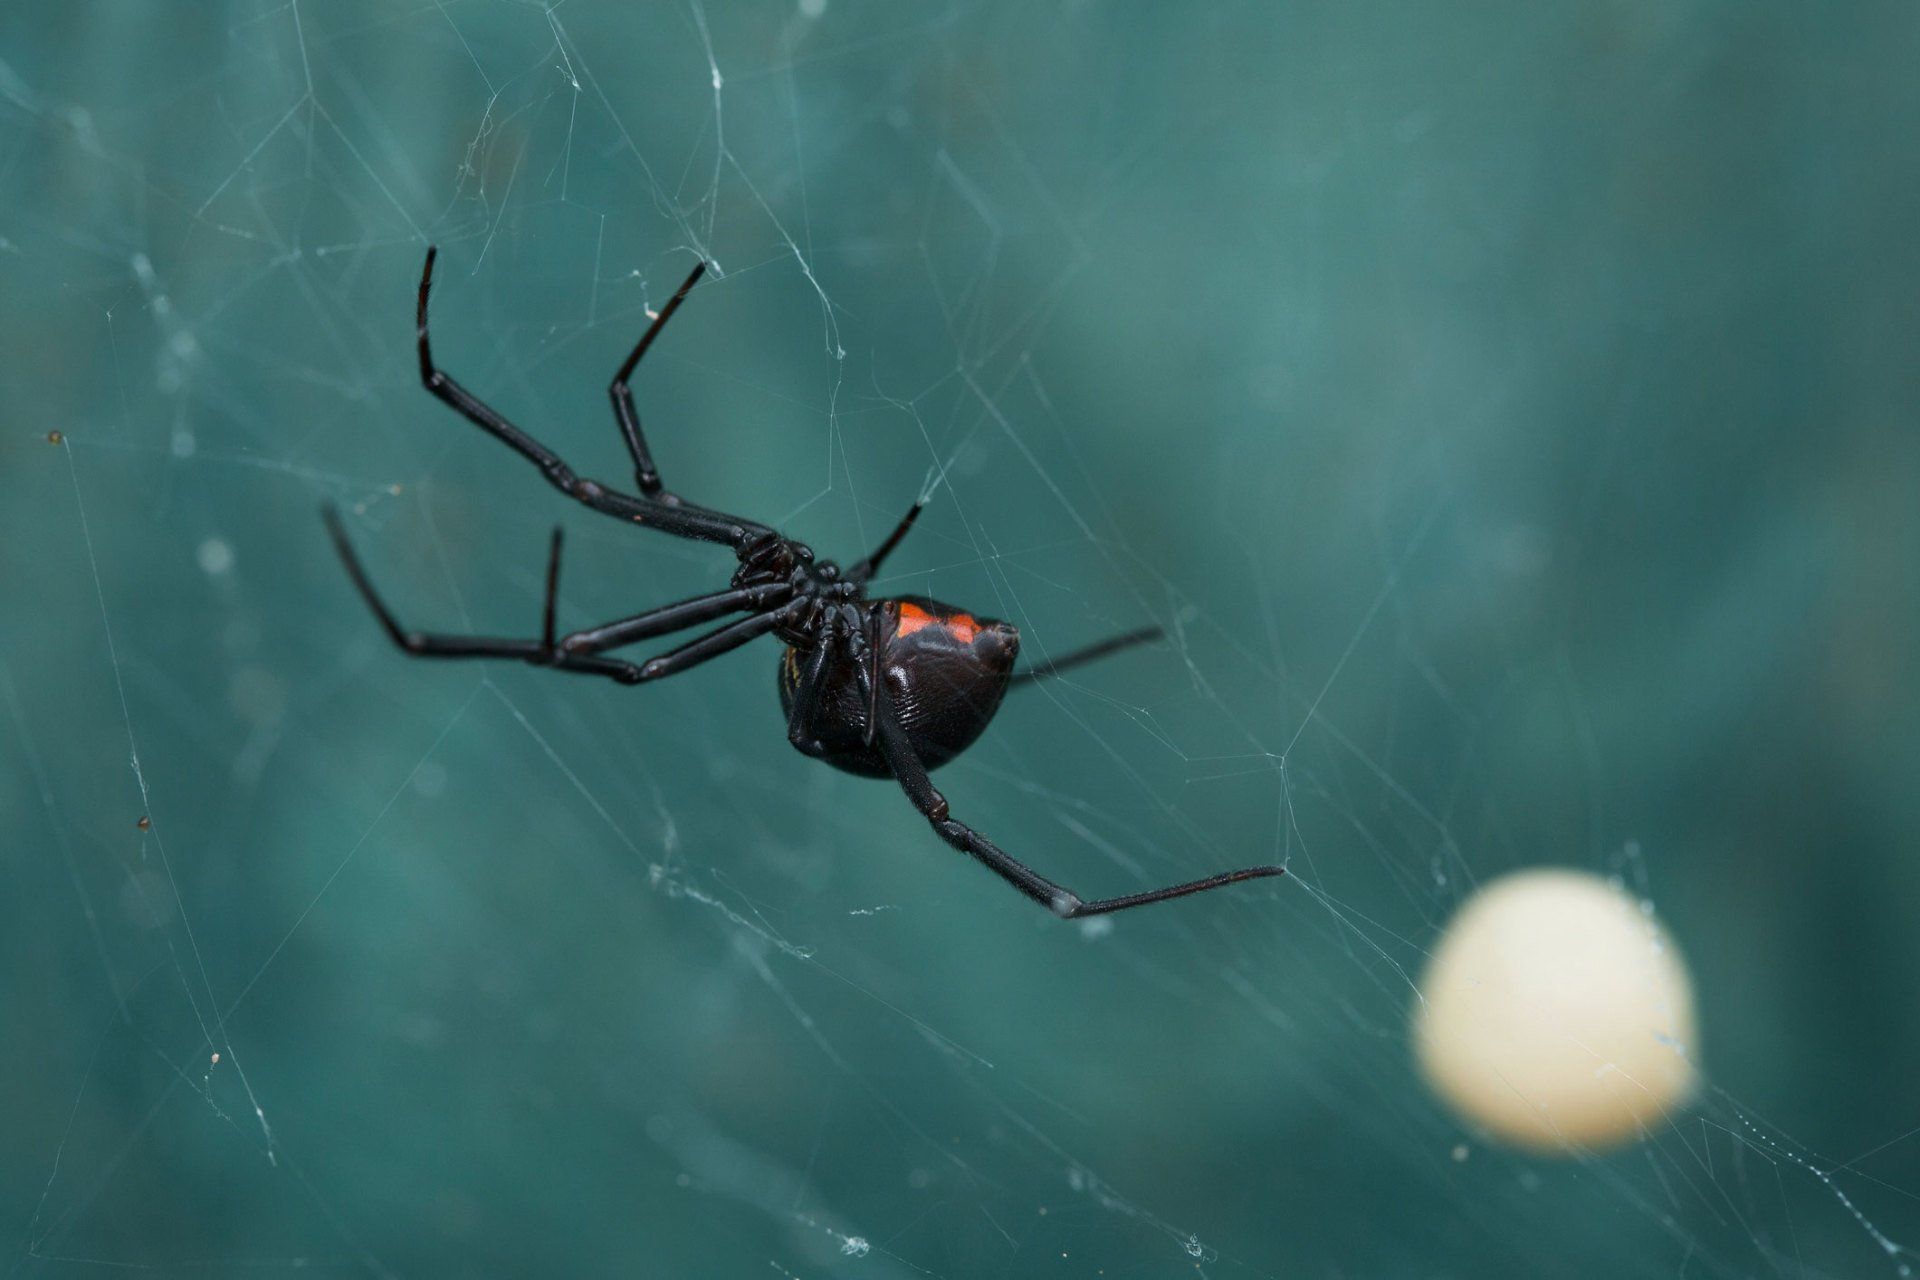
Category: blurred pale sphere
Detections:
[{"x1": 1413, "y1": 868, "x2": 1698, "y2": 1151}]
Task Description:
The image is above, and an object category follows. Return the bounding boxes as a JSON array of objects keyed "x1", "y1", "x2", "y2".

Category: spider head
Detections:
[
  {"x1": 732, "y1": 534, "x2": 803, "y2": 587},
  {"x1": 731, "y1": 534, "x2": 853, "y2": 600}
]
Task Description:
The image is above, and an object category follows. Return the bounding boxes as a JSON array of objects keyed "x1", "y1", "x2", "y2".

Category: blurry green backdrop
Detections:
[{"x1": 3, "y1": 2, "x2": 1918, "y2": 1276}]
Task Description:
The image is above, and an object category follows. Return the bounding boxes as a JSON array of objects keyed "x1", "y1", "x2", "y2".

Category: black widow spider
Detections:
[{"x1": 323, "y1": 247, "x2": 1286, "y2": 918}]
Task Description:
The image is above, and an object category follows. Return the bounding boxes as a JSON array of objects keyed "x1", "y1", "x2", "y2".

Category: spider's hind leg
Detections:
[
  {"x1": 858, "y1": 641, "x2": 1285, "y2": 918},
  {"x1": 1010, "y1": 625, "x2": 1162, "y2": 685}
]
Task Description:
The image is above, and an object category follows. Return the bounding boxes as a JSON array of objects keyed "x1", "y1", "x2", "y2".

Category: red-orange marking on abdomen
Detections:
[{"x1": 897, "y1": 602, "x2": 980, "y2": 643}]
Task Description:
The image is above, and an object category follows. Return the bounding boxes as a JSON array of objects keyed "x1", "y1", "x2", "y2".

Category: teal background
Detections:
[{"x1": 4, "y1": 2, "x2": 1918, "y2": 1276}]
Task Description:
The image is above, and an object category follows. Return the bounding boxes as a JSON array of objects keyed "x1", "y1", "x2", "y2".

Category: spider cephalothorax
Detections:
[{"x1": 324, "y1": 247, "x2": 1285, "y2": 918}]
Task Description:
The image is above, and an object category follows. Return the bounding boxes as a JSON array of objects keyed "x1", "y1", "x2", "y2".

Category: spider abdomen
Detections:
[{"x1": 779, "y1": 597, "x2": 1019, "y2": 778}]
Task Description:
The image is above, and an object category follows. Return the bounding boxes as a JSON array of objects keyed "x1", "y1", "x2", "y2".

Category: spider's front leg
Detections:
[
  {"x1": 411, "y1": 246, "x2": 773, "y2": 554},
  {"x1": 856, "y1": 649, "x2": 1286, "y2": 918},
  {"x1": 608, "y1": 259, "x2": 700, "y2": 500}
]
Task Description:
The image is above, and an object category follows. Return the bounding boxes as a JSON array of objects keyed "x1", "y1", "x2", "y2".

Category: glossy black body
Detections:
[
  {"x1": 323, "y1": 247, "x2": 1286, "y2": 918},
  {"x1": 780, "y1": 597, "x2": 1018, "y2": 777}
]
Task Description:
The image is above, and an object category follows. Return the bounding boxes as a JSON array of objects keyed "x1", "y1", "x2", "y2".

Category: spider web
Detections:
[{"x1": 4, "y1": 1, "x2": 1920, "y2": 1275}]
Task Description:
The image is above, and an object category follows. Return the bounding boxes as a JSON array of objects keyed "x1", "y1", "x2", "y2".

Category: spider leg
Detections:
[
  {"x1": 860, "y1": 654, "x2": 1285, "y2": 918},
  {"x1": 414, "y1": 246, "x2": 774, "y2": 554},
  {"x1": 530, "y1": 524, "x2": 795, "y2": 657},
  {"x1": 629, "y1": 605, "x2": 797, "y2": 681},
  {"x1": 540, "y1": 525, "x2": 562, "y2": 649},
  {"x1": 843, "y1": 606, "x2": 888, "y2": 748},
  {"x1": 1010, "y1": 625, "x2": 1162, "y2": 686},
  {"x1": 324, "y1": 506, "x2": 644, "y2": 684},
  {"x1": 783, "y1": 638, "x2": 837, "y2": 751},
  {"x1": 560, "y1": 582, "x2": 792, "y2": 656},
  {"x1": 326, "y1": 506, "x2": 796, "y2": 686},
  {"x1": 847, "y1": 501, "x2": 925, "y2": 584},
  {"x1": 610, "y1": 260, "x2": 700, "y2": 499}
]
